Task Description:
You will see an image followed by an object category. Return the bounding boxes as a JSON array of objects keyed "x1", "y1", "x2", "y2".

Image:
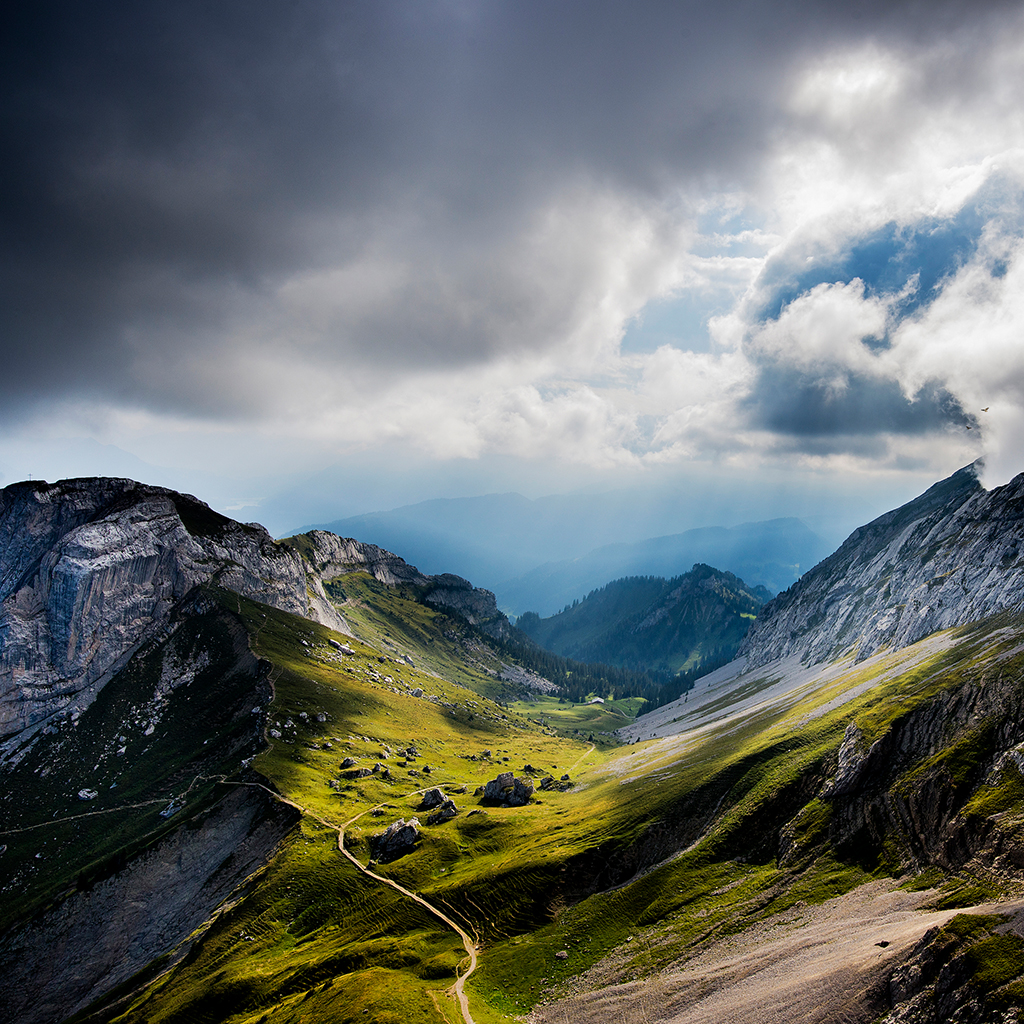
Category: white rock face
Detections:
[
  {"x1": 0, "y1": 478, "x2": 345, "y2": 748},
  {"x1": 741, "y1": 463, "x2": 1024, "y2": 668}
]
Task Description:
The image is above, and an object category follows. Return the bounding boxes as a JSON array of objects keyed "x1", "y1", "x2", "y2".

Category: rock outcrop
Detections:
[
  {"x1": 481, "y1": 771, "x2": 534, "y2": 806},
  {"x1": 425, "y1": 798, "x2": 458, "y2": 825},
  {"x1": 0, "y1": 478, "x2": 348, "y2": 754},
  {"x1": 740, "y1": 464, "x2": 1024, "y2": 668},
  {"x1": 369, "y1": 818, "x2": 421, "y2": 862},
  {"x1": 287, "y1": 530, "x2": 511, "y2": 635}
]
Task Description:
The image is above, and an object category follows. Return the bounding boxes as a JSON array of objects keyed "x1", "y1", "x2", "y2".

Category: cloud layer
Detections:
[{"x1": 4, "y1": 1, "x2": 1024, "y2": 483}]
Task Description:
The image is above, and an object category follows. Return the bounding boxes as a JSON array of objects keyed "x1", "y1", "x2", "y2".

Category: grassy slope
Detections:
[{"x1": 85, "y1": 585, "x2": 1024, "y2": 1023}]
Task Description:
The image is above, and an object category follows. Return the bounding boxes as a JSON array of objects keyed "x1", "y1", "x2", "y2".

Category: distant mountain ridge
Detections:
[
  {"x1": 517, "y1": 564, "x2": 769, "y2": 676},
  {"x1": 298, "y1": 496, "x2": 829, "y2": 617},
  {"x1": 740, "y1": 462, "x2": 1024, "y2": 668},
  {"x1": 499, "y1": 517, "x2": 827, "y2": 616}
]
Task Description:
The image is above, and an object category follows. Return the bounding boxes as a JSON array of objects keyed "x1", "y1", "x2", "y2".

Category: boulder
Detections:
[
  {"x1": 340, "y1": 756, "x2": 357, "y2": 769},
  {"x1": 369, "y1": 818, "x2": 421, "y2": 862},
  {"x1": 482, "y1": 772, "x2": 534, "y2": 806},
  {"x1": 420, "y1": 787, "x2": 446, "y2": 810},
  {"x1": 426, "y1": 799, "x2": 458, "y2": 825}
]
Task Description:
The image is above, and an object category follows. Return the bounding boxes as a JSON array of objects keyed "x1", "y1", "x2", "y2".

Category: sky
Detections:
[{"x1": 3, "y1": 1, "x2": 1024, "y2": 539}]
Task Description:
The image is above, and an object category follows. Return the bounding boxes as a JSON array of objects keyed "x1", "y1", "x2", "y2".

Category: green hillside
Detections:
[
  {"x1": 97, "y1": 592, "x2": 1024, "y2": 1021},
  {"x1": 516, "y1": 564, "x2": 768, "y2": 676},
  {"x1": 7, "y1": 543, "x2": 1024, "y2": 1024}
]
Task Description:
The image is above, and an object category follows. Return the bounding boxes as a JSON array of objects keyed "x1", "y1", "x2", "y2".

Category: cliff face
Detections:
[
  {"x1": 289, "y1": 530, "x2": 509, "y2": 632},
  {"x1": 0, "y1": 478, "x2": 344, "y2": 754},
  {"x1": 739, "y1": 463, "x2": 1024, "y2": 668}
]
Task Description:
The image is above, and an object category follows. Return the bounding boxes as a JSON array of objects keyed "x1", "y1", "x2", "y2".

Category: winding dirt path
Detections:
[
  {"x1": 243, "y1": 782, "x2": 479, "y2": 1024},
  {"x1": 338, "y1": 807, "x2": 478, "y2": 1024}
]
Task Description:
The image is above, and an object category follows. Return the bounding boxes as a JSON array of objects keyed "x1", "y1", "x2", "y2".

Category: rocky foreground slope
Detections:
[{"x1": 740, "y1": 462, "x2": 1024, "y2": 668}]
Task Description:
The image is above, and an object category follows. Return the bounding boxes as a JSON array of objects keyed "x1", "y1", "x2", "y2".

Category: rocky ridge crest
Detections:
[{"x1": 740, "y1": 463, "x2": 1024, "y2": 668}]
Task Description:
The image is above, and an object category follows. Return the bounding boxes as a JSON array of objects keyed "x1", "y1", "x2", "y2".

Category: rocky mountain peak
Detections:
[{"x1": 739, "y1": 461, "x2": 1024, "y2": 668}]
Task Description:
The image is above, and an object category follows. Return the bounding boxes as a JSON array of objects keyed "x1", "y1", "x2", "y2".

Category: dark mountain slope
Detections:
[{"x1": 518, "y1": 565, "x2": 768, "y2": 675}]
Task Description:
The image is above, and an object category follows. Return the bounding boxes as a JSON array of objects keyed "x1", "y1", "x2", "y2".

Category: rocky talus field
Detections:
[{"x1": 4, "y1": 467, "x2": 1024, "y2": 1024}]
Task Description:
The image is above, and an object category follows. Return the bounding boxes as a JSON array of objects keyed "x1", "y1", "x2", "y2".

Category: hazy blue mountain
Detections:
[
  {"x1": 300, "y1": 498, "x2": 828, "y2": 617},
  {"x1": 499, "y1": 517, "x2": 828, "y2": 616},
  {"x1": 516, "y1": 565, "x2": 769, "y2": 676}
]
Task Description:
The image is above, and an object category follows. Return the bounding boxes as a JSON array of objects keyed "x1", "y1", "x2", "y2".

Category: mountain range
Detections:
[
  {"x1": 304, "y1": 500, "x2": 829, "y2": 616},
  {"x1": 4, "y1": 464, "x2": 1024, "y2": 1023}
]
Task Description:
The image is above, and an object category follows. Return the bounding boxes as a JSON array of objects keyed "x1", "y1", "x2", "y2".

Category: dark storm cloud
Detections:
[
  {"x1": 744, "y1": 365, "x2": 973, "y2": 440},
  {"x1": 0, "y1": 0, "x2": 1016, "y2": 416}
]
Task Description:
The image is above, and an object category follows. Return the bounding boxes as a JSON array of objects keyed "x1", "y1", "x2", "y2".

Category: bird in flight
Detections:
[{"x1": 982, "y1": 407, "x2": 990, "y2": 412}]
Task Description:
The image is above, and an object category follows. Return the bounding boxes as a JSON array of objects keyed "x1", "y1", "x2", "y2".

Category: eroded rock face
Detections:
[
  {"x1": 741, "y1": 464, "x2": 1024, "y2": 668},
  {"x1": 0, "y1": 784, "x2": 298, "y2": 1024},
  {"x1": 0, "y1": 478, "x2": 346, "y2": 753}
]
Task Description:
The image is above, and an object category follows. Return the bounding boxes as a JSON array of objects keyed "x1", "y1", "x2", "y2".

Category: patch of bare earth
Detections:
[{"x1": 528, "y1": 880, "x2": 1024, "y2": 1024}]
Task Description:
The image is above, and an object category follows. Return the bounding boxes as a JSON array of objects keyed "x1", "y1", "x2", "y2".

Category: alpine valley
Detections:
[{"x1": 4, "y1": 465, "x2": 1024, "y2": 1024}]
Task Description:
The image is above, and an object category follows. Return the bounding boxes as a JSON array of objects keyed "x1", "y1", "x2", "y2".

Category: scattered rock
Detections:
[
  {"x1": 411, "y1": 688, "x2": 424, "y2": 698},
  {"x1": 369, "y1": 818, "x2": 420, "y2": 862},
  {"x1": 555, "y1": 951, "x2": 569, "y2": 959},
  {"x1": 340, "y1": 757, "x2": 357, "y2": 769},
  {"x1": 77, "y1": 789, "x2": 98, "y2": 801},
  {"x1": 426, "y1": 798, "x2": 458, "y2": 825}
]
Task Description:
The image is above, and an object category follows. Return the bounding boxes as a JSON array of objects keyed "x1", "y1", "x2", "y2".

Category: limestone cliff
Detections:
[
  {"x1": 0, "y1": 478, "x2": 345, "y2": 755},
  {"x1": 739, "y1": 463, "x2": 1024, "y2": 667}
]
